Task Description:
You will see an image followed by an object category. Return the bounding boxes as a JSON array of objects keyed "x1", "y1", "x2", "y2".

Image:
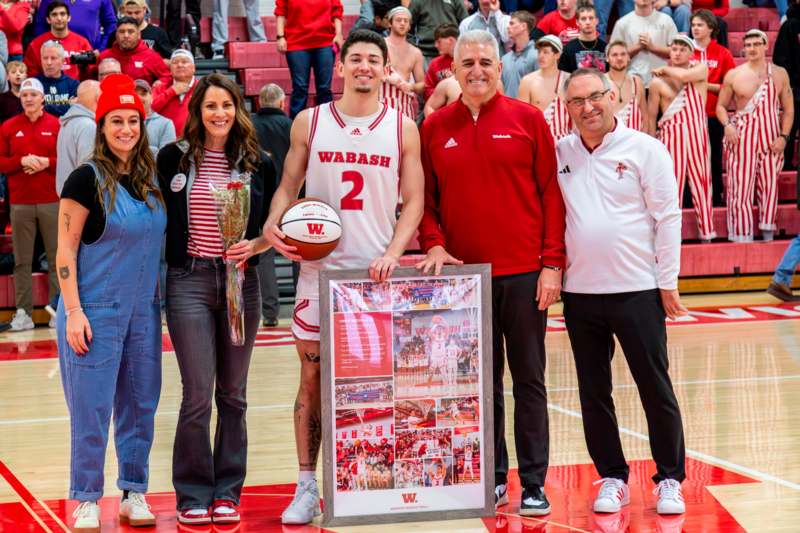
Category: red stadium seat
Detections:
[
  {"x1": 199, "y1": 15, "x2": 358, "y2": 45},
  {"x1": 724, "y1": 7, "x2": 781, "y2": 33},
  {"x1": 228, "y1": 42, "x2": 287, "y2": 69},
  {"x1": 681, "y1": 203, "x2": 800, "y2": 241},
  {"x1": 241, "y1": 67, "x2": 344, "y2": 96}
]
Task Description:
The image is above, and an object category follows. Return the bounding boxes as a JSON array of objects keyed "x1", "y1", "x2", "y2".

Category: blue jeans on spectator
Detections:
[
  {"x1": 773, "y1": 235, "x2": 800, "y2": 286},
  {"x1": 286, "y1": 46, "x2": 334, "y2": 119},
  {"x1": 660, "y1": 4, "x2": 691, "y2": 34},
  {"x1": 595, "y1": 0, "x2": 635, "y2": 38},
  {"x1": 776, "y1": 0, "x2": 788, "y2": 19}
]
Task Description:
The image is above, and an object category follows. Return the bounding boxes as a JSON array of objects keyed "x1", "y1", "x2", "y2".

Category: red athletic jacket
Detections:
[
  {"x1": 96, "y1": 40, "x2": 171, "y2": 85},
  {"x1": 424, "y1": 55, "x2": 454, "y2": 100},
  {"x1": 0, "y1": 2, "x2": 32, "y2": 58},
  {"x1": 0, "y1": 112, "x2": 60, "y2": 205},
  {"x1": 152, "y1": 78, "x2": 196, "y2": 137},
  {"x1": 419, "y1": 94, "x2": 566, "y2": 276},
  {"x1": 693, "y1": 40, "x2": 735, "y2": 117},
  {"x1": 25, "y1": 31, "x2": 94, "y2": 80},
  {"x1": 274, "y1": 0, "x2": 343, "y2": 52}
]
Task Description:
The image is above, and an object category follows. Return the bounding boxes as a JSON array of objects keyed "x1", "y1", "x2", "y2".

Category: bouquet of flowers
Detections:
[{"x1": 210, "y1": 171, "x2": 251, "y2": 346}]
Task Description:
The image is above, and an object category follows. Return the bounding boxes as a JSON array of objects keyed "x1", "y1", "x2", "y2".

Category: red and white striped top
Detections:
[{"x1": 187, "y1": 149, "x2": 230, "y2": 258}]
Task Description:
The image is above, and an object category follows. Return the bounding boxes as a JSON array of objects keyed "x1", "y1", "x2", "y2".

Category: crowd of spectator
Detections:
[{"x1": 0, "y1": 0, "x2": 797, "y2": 332}]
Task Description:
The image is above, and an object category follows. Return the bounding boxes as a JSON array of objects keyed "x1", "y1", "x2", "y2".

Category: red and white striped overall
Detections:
[
  {"x1": 543, "y1": 71, "x2": 572, "y2": 141},
  {"x1": 657, "y1": 81, "x2": 716, "y2": 240},
  {"x1": 615, "y1": 75, "x2": 643, "y2": 131},
  {"x1": 380, "y1": 66, "x2": 418, "y2": 120},
  {"x1": 724, "y1": 64, "x2": 784, "y2": 241}
]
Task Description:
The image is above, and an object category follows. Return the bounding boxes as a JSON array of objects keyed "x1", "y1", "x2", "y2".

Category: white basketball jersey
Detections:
[{"x1": 304, "y1": 102, "x2": 402, "y2": 272}]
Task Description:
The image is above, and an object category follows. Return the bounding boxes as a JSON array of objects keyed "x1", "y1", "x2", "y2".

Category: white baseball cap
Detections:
[
  {"x1": 19, "y1": 78, "x2": 44, "y2": 95},
  {"x1": 536, "y1": 34, "x2": 563, "y2": 54}
]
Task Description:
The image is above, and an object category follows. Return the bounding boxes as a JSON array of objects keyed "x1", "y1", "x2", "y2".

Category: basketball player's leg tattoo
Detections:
[
  {"x1": 304, "y1": 351, "x2": 321, "y2": 363},
  {"x1": 308, "y1": 411, "x2": 322, "y2": 463}
]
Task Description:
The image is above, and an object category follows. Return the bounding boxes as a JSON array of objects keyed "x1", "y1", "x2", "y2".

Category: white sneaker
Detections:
[
  {"x1": 10, "y1": 309, "x2": 34, "y2": 331},
  {"x1": 495, "y1": 484, "x2": 508, "y2": 508},
  {"x1": 593, "y1": 478, "x2": 630, "y2": 513},
  {"x1": 212, "y1": 49, "x2": 225, "y2": 60},
  {"x1": 49, "y1": 316, "x2": 56, "y2": 328},
  {"x1": 119, "y1": 491, "x2": 155, "y2": 526},
  {"x1": 281, "y1": 480, "x2": 321, "y2": 525},
  {"x1": 72, "y1": 501, "x2": 100, "y2": 533},
  {"x1": 45, "y1": 304, "x2": 56, "y2": 317},
  {"x1": 654, "y1": 479, "x2": 685, "y2": 514}
]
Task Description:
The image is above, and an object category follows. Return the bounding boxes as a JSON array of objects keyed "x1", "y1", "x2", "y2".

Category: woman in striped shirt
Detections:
[{"x1": 156, "y1": 73, "x2": 276, "y2": 526}]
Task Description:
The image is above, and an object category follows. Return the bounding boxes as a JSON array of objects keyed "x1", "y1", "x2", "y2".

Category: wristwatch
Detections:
[
  {"x1": 276, "y1": 35, "x2": 285, "y2": 39},
  {"x1": 782, "y1": 134, "x2": 791, "y2": 143},
  {"x1": 543, "y1": 265, "x2": 562, "y2": 272}
]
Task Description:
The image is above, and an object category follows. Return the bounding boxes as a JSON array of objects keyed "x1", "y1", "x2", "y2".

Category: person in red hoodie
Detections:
[
  {"x1": 0, "y1": 78, "x2": 60, "y2": 331},
  {"x1": 691, "y1": 9, "x2": 734, "y2": 206},
  {"x1": 275, "y1": 0, "x2": 344, "y2": 118},
  {"x1": 96, "y1": 17, "x2": 170, "y2": 85},
  {"x1": 24, "y1": 1, "x2": 94, "y2": 81},
  {"x1": 0, "y1": 0, "x2": 32, "y2": 61},
  {"x1": 151, "y1": 49, "x2": 196, "y2": 137}
]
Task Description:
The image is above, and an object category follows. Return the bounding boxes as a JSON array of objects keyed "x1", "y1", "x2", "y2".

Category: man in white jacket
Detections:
[{"x1": 55, "y1": 79, "x2": 99, "y2": 195}]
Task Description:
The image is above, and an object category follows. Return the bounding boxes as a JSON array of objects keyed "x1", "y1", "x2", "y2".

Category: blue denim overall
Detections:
[{"x1": 57, "y1": 162, "x2": 167, "y2": 502}]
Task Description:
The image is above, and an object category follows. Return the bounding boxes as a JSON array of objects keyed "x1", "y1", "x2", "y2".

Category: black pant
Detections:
[
  {"x1": 708, "y1": 116, "x2": 725, "y2": 206},
  {"x1": 166, "y1": 0, "x2": 202, "y2": 46},
  {"x1": 492, "y1": 271, "x2": 549, "y2": 488},
  {"x1": 562, "y1": 289, "x2": 685, "y2": 484},
  {"x1": 784, "y1": 95, "x2": 800, "y2": 169},
  {"x1": 166, "y1": 257, "x2": 262, "y2": 509}
]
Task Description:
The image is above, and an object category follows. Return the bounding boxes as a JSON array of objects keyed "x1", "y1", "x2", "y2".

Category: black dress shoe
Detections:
[{"x1": 262, "y1": 317, "x2": 279, "y2": 327}]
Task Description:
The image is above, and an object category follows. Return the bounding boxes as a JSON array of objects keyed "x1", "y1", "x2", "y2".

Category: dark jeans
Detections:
[
  {"x1": 257, "y1": 248, "x2": 279, "y2": 321},
  {"x1": 708, "y1": 116, "x2": 725, "y2": 206},
  {"x1": 166, "y1": 0, "x2": 202, "y2": 46},
  {"x1": 562, "y1": 289, "x2": 686, "y2": 484},
  {"x1": 492, "y1": 271, "x2": 549, "y2": 489},
  {"x1": 286, "y1": 46, "x2": 334, "y2": 118},
  {"x1": 166, "y1": 256, "x2": 261, "y2": 510}
]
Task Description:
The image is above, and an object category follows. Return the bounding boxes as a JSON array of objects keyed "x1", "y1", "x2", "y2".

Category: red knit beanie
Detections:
[{"x1": 95, "y1": 74, "x2": 146, "y2": 124}]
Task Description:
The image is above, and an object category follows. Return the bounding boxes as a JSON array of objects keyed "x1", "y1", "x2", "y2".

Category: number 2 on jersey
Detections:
[{"x1": 341, "y1": 171, "x2": 364, "y2": 210}]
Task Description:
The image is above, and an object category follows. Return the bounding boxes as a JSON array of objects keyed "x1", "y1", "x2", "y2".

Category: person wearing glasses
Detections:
[
  {"x1": 555, "y1": 67, "x2": 687, "y2": 516},
  {"x1": 417, "y1": 29, "x2": 565, "y2": 517},
  {"x1": 716, "y1": 29, "x2": 794, "y2": 243}
]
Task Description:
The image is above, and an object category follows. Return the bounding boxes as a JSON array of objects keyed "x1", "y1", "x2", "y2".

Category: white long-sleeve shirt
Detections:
[{"x1": 556, "y1": 123, "x2": 681, "y2": 294}]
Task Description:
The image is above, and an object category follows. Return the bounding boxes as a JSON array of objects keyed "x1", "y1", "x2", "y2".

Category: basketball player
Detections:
[
  {"x1": 419, "y1": 29, "x2": 565, "y2": 517},
  {"x1": 605, "y1": 41, "x2": 645, "y2": 131},
  {"x1": 518, "y1": 35, "x2": 573, "y2": 142},
  {"x1": 382, "y1": 6, "x2": 425, "y2": 119},
  {"x1": 449, "y1": 399, "x2": 462, "y2": 424},
  {"x1": 464, "y1": 442, "x2": 475, "y2": 482},
  {"x1": 263, "y1": 30, "x2": 424, "y2": 525},
  {"x1": 355, "y1": 450, "x2": 368, "y2": 491},
  {"x1": 717, "y1": 29, "x2": 795, "y2": 242},
  {"x1": 396, "y1": 462, "x2": 410, "y2": 488},
  {"x1": 648, "y1": 35, "x2": 716, "y2": 241},
  {"x1": 446, "y1": 337, "x2": 460, "y2": 390},
  {"x1": 430, "y1": 462, "x2": 446, "y2": 486},
  {"x1": 428, "y1": 316, "x2": 448, "y2": 389}
]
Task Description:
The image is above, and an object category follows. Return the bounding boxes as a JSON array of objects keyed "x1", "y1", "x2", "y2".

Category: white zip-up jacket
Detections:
[{"x1": 556, "y1": 122, "x2": 682, "y2": 294}]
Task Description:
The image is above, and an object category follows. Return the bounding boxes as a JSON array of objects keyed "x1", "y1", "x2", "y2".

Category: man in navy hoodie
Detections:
[{"x1": 36, "y1": 41, "x2": 79, "y2": 117}]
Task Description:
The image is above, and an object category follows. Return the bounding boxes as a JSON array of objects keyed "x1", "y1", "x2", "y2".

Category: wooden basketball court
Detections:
[{"x1": 1, "y1": 291, "x2": 799, "y2": 532}]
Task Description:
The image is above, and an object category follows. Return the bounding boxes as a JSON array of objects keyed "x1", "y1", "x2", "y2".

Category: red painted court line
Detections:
[{"x1": 0, "y1": 460, "x2": 67, "y2": 531}]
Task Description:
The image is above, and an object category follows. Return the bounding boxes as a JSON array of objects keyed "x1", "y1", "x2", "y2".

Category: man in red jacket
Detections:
[
  {"x1": 0, "y1": 78, "x2": 60, "y2": 331},
  {"x1": 96, "y1": 17, "x2": 170, "y2": 85},
  {"x1": 691, "y1": 9, "x2": 734, "y2": 206},
  {"x1": 24, "y1": 1, "x2": 93, "y2": 80},
  {"x1": 418, "y1": 29, "x2": 565, "y2": 517},
  {"x1": 152, "y1": 49, "x2": 196, "y2": 137}
]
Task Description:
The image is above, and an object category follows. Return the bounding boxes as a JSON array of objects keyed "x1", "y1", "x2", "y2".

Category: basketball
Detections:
[{"x1": 279, "y1": 198, "x2": 342, "y2": 261}]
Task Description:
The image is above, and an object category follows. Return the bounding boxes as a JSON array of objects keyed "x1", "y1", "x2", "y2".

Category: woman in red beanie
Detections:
[
  {"x1": 157, "y1": 73, "x2": 276, "y2": 525},
  {"x1": 55, "y1": 73, "x2": 166, "y2": 533}
]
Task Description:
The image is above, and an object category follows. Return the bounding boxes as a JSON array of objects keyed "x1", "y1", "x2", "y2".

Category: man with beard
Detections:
[
  {"x1": 121, "y1": 0, "x2": 173, "y2": 59},
  {"x1": 96, "y1": 17, "x2": 170, "y2": 85},
  {"x1": 717, "y1": 29, "x2": 794, "y2": 242},
  {"x1": 606, "y1": 41, "x2": 645, "y2": 131},
  {"x1": 647, "y1": 35, "x2": 715, "y2": 241},
  {"x1": 381, "y1": 6, "x2": 425, "y2": 119}
]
